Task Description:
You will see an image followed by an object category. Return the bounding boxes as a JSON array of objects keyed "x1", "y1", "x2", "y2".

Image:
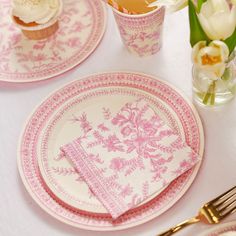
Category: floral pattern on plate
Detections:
[
  {"x1": 38, "y1": 88, "x2": 176, "y2": 213},
  {"x1": 18, "y1": 72, "x2": 204, "y2": 231},
  {"x1": 0, "y1": 0, "x2": 106, "y2": 82}
]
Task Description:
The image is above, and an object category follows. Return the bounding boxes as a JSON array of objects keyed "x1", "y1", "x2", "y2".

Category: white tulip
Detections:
[
  {"x1": 198, "y1": 0, "x2": 236, "y2": 40},
  {"x1": 192, "y1": 40, "x2": 229, "y2": 79}
]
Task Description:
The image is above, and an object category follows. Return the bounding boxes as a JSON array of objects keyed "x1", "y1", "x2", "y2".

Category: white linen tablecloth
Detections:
[{"x1": 0, "y1": 7, "x2": 236, "y2": 236}]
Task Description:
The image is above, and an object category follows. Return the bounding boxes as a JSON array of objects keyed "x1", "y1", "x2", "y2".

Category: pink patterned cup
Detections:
[{"x1": 113, "y1": 6, "x2": 165, "y2": 57}]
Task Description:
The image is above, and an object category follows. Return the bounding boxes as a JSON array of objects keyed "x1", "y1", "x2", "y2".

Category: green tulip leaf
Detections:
[
  {"x1": 188, "y1": 0, "x2": 210, "y2": 47},
  {"x1": 224, "y1": 27, "x2": 236, "y2": 55},
  {"x1": 197, "y1": 0, "x2": 207, "y2": 13}
]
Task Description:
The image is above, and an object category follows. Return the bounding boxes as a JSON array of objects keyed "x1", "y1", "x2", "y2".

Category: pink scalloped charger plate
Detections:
[
  {"x1": 0, "y1": 0, "x2": 106, "y2": 83},
  {"x1": 199, "y1": 221, "x2": 236, "y2": 236},
  {"x1": 18, "y1": 72, "x2": 204, "y2": 231}
]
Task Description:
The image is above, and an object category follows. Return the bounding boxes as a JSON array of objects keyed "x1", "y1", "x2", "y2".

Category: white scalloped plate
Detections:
[{"x1": 18, "y1": 72, "x2": 204, "y2": 231}]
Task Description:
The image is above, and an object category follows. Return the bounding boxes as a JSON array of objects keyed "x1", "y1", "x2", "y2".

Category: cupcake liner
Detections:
[{"x1": 22, "y1": 21, "x2": 59, "y2": 40}]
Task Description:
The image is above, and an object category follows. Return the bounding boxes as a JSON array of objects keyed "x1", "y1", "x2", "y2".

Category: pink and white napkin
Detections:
[{"x1": 61, "y1": 99, "x2": 200, "y2": 219}]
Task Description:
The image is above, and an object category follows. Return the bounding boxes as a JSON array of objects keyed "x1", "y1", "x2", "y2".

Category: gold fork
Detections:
[{"x1": 157, "y1": 186, "x2": 236, "y2": 236}]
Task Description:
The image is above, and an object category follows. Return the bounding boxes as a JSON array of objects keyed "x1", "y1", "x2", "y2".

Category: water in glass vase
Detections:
[
  {"x1": 192, "y1": 59, "x2": 236, "y2": 106},
  {"x1": 114, "y1": 0, "x2": 157, "y2": 14}
]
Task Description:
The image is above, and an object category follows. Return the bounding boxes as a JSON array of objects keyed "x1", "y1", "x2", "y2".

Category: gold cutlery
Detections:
[{"x1": 157, "y1": 186, "x2": 236, "y2": 236}]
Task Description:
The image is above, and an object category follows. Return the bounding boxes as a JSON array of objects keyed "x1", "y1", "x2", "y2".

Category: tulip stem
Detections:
[
  {"x1": 203, "y1": 81, "x2": 216, "y2": 105},
  {"x1": 202, "y1": 91, "x2": 211, "y2": 105},
  {"x1": 210, "y1": 81, "x2": 216, "y2": 105}
]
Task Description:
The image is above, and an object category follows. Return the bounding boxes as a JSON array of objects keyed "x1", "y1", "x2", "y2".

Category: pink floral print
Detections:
[
  {"x1": 113, "y1": 6, "x2": 165, "y2": 56},
  {"x1": 0, "y1": 0, "x2": 105, "y2": 81},
  {"x1": 61, "y1": 99, "x2": 200, "y2": 219},
  {"x1": 110, "y1": 157, "x2": 126, "y2": 172}
]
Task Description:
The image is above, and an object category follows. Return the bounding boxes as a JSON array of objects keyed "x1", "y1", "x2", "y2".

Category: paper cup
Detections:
[{"x1": 113, "y1": 6, "x2": 165, "y2": 57}]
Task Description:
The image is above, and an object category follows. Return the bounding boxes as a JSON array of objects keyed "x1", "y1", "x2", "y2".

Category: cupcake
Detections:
[{"x1": 12, "y1": 0, "x2": 63, "y2": 40}]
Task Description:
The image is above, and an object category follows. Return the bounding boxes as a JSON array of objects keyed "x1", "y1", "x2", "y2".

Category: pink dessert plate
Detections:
[
  {"x1": 18, "y1": 72, "x2": 204, "y2": 231},
  {"x1": 199, "y1": 221, "x2": 236, "y2": 236},
  {"x1": 0, "y1": 0, "x2": 106, "y2": 83}
]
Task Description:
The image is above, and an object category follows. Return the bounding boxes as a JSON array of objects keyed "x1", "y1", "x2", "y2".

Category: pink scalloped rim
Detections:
[{"x1": 17, "y1": 72, "x2": 204, "y2": 231}]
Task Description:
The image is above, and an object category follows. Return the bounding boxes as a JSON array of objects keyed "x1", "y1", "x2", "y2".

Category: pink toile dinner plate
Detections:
[
  {"x1": 0, "y1": 0, "x2": 106, "y2": 83},
  {"x1": 18, "y1": 72, "x2": 204, "y2": 231},
  {"x1": 199, "y1": 221, "x2": 236, "y2": 236},
  {"x1": 36, "y1": 85, "x2": 174, "y2": 214}
]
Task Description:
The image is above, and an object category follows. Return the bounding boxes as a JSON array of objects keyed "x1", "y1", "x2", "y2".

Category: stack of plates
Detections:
[{"x1": 18, "y1": 72, "x2": 204, "y2": 231}]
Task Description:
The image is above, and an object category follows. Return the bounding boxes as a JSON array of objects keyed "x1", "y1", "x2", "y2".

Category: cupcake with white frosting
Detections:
[{"x1": 12, "y1": 0, "x2": 63, "y2": 40}]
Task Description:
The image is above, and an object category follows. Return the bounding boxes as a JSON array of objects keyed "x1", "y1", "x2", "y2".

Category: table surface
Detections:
[{"x1": 1, "y1": 6, "x2": 236, "y2": 236}]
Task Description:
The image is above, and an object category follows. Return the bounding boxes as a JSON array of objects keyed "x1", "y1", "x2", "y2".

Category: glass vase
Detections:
[{"x1": 192, "y1": 56, "x2": 236, "y2": 107}]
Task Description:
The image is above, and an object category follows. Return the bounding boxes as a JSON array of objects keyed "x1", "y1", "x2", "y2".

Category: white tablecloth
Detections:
[{"x1": 1, "y1": 6, "x2": 236, "y2": 236}]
